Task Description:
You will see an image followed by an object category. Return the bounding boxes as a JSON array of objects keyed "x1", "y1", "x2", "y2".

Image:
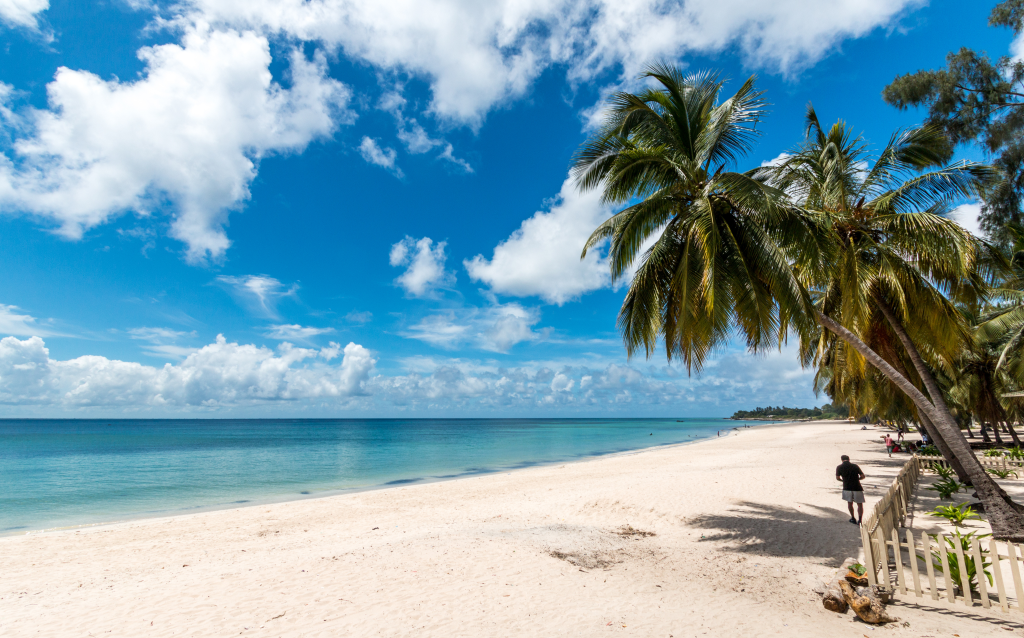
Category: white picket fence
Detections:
[{"x1": 860, "y1": 454, "x2": 1024, "y2": 612}]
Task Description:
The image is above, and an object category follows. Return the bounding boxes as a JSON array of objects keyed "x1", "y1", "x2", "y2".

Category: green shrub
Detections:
[
  {"x1": 984, "y1": 448, "x2": 1006, "y2": 457},
  {"x1": 988, "y1": 468, "x2": 1019, "y2": 479},
  {"x1": 928, "y1": 502, "x2": 983, "y2": 527},
  {"x1": 926, "y1": 478, "x2": 966, "y2": 500},
  {"x1": 917, "y1": 445, "x2": 941, "y2": 456},
  {"x1": 934, "y1": 464, "x2": 956, "y2": 480},
  {"x1": 930, "y1": 531, "x2": 993, "y2": 594}
]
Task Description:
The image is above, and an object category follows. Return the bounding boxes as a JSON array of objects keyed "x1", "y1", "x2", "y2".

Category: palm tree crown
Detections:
[
  {"x1": 573, "y1": 65, "x2": 813, "y2": 373},
  {"x1": 759, "y1": 106, "x2": 997, "y2": 388}
]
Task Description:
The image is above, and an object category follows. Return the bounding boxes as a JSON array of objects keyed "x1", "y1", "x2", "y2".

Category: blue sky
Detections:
[{"x1": 0, "y1": 0, "x2": 1010, "y2": 417}]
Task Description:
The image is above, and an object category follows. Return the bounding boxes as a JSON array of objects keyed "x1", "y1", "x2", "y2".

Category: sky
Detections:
[{"x1": 0, "y1": 0, "x2": 1012, "y2": 418}]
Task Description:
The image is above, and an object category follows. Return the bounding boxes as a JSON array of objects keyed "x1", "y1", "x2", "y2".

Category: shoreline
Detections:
[
  {"x1": 4, "y1": 419, "x2": 774, "y2": 539},
  {"x1": 6, "y1": 419, "x2": 1005, "y2": 637}
]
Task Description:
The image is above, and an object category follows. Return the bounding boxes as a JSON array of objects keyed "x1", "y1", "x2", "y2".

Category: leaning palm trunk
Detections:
[
  {"x1": 919, "y1": 412, "x2": 971, "y2": 484},
  {"x1": 869, "y1": 296, "x2": 977, "y2": 479},
  {"x1": 817, "y1": 312, "x2": 1024, "y2": 540}
]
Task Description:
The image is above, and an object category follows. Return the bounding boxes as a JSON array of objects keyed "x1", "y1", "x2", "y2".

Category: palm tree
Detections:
[
  {"x1": 759, "y1": 107, "x2": 1024, "y2": 537},
  {"x1": 948, "y1": 338, "x2": 1022, "y2": 445},
  {"x1": 979, "y1": 223, "x2": 1024, "y2": 383},
  {"x1": 576, "y1": 67, "x2": 1024, "y2": 539},
  {"x1": 573, "y1": 65, "x2": 817, "y2": 373}
]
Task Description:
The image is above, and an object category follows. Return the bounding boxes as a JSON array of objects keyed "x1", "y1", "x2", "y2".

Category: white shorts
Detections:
[{"x1": 843, "y1": 490, "x2": 865, "y2": 503}]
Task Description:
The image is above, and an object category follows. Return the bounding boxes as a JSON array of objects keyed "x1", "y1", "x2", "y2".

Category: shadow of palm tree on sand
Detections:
[{"x1": 688, "y1": 501, "x2": 864, "y2": 567}]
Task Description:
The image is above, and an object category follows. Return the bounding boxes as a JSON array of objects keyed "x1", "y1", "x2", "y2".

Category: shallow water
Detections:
[{"x1": 0, "y1": 417, "x2": 762, "y2": 534}]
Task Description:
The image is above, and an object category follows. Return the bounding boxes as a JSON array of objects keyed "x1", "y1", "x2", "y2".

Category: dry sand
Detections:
[{"x1": 2, "y1": 420, "x2": 1019, "y2": 637}]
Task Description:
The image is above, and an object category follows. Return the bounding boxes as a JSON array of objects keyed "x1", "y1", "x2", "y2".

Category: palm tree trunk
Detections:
[
  {"x1": 992, "y1": 421, "x2": 1005, "y2": 445},
  {"x1": 920, "y1": 412, "x2": 971, "y2": 484},
  {"x1": 816, "y1": 312, "x2": 1024, "y2": 541},
  {"x1": 872, "y1": 333, "x2": 973, "y2": 484},
  {"x1": 1007, "y1": 422, "x2": 1022, "y2": 446}
]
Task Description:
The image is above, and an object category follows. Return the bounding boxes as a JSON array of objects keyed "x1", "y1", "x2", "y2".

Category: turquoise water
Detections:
[{"x1": 0, "y1": 418, "x2": 761, "y2": 534}]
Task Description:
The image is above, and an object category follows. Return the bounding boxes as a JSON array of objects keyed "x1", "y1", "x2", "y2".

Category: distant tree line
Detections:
[{"x1": 730, "y1": 404, "x2": 850, "y2": 420}]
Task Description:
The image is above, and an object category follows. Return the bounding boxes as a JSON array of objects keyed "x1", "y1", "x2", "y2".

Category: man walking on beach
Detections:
[{"x1": 836, "y1": 455, "x2": 866, "y2": 525}]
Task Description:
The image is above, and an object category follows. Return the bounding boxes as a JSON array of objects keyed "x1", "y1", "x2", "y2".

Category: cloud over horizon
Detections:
[
  {"x1": 0, "y1": 334, "x2": 816, "y2": 414},
  {"x1": 0, "y1": 334, "x2": 374, "y2": 408}
]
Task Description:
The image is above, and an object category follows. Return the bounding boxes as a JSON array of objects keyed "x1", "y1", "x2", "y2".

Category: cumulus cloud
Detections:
[
  {"x1": 370, "y1": 342, "x2": 816, "y2": 410},
  {"x1": 0, "y1": 333, "x2": 818, "y2": 412},
  {"x1": 389, "y1": 236, "x2": 455, "y2": 297},
  {"x1": 0, "y1": 335, "x2": 375, "y2": 407},
  {"x1": 465, "y1": 176, "x2": 613, "y2": 304},
  {"x1": 402, "y1": 301, "x2": 542, "y2": 352},
  {"x1": 358, "y1": 136, "x2": 403, "y2": 177},
  {"x1": 951, "y1": 202, "x2": 983, "y2": 238},
  {"x1": 184, "y1": 0, "x2": 923, "y2": 125},
  {"x1": 216, "y1": 275, "x2": 298, "y2": 318},
  {"x1": 0, "y1": 0, "x2": 924, "y2": 257},
  {"x1": 0, "y1": 24, "x2": 351, "y2": 262},
  {"x1": 0, "y1": 303, "x2": 62, "y2": 337},
  {"x1": 0, "y1": 0, "x2": 47, "y2": 30}
]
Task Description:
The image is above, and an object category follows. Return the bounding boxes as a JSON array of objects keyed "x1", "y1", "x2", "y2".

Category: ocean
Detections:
[{"x1": 0, "y1": 417, "x2": 762, "y2": 534}]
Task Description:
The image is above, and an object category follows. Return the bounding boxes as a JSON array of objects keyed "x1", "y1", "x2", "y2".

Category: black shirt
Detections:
[{"x1": 836, "y1": 461, "x2": 863, "y2": 492}]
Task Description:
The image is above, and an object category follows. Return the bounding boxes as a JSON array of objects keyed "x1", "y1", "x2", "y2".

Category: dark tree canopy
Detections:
[{"x1": 883, "y1": 0, "x2": 1024, "y2": 244}]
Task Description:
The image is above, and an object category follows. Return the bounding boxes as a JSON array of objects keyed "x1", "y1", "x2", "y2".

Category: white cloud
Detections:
[
  {"x1": 370, "y1": 341, "x2": 816, "y2": 410},
  {"x1": 216, "y1": 274, "x2": 298, "y2": 318},
  {"x1": 358, "y1": 136, "x2": 403, "y2": 177},
  {"x1": 396, "y1": 119, "x2": 441, "y2": 154},
  {"x1": 381, "y1": 90, "x2": 474, "y2": 171},
  {"x1": 0, "y1": 303, "x2": 61, "y2": 337},
  {"x1": 402, "y1": 301, "x2": 542, "y2": 352},
  {"x1": 390, "y1": 236, "x2": 455, "y2": 297},
  {"x1": 128, "y1": 326, "x2": 190, "y2": 341},
  {"x1": 264, "y1": 324, "x2": 335, "y2": 341},
  {"x1": 951, "y1": 202, "x2": 983, "y2": 238},
  {"x1": 345, "y1": 310, "x2": 373, "y2": 324},
  {"x1": 0, "y1": 335, "x2": 375, "y2": 407},
  {"x1": 0, "y1": 334, "x2": 819, "y2": 412},
  {"x1": 0, "y1": 0, "x2": 47, "y2": 30},
  {"x1": 0, "y1": 24, "x2": 351, "y2": 262},
  {"x1": 184, "y1": 0, "x2": 923, "y2": 125},
  {"x1": 0, "y1": 0, "x2": 925, "y2": 257},
  {"x1": 127, "y1": 326, "x2": 198, "y2": 359},
  {"x1": 437, "y1": 143, "x2": 473, "y2": 173},
  {"x1": 465, "y1": 176, "x2": 612, "y2": 304},
  {"x1": 1012, "y1": 33, "x2": 1024, "y2": 64}
]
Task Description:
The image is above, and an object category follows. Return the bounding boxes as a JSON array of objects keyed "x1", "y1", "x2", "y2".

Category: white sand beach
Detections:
[{"x1": 1, "y1": 421, "x2": 1017, "y2": 637}]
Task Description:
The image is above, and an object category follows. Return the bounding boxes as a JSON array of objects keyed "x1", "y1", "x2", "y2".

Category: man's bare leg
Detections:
[{"x1": 857, "y1": 503, "x2": 863, "y2": 525}]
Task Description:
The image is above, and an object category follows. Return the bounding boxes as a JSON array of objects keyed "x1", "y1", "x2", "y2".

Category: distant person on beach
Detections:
[
  {"x1": 884, "y1": 433, "x2": 894, "y2": 457},
  {"x1": 836, "y1": 455, "x2": 866, "y2": 525},
  {"x1": 896, "y1": 425, "x2": 905, "y2": 442}
]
